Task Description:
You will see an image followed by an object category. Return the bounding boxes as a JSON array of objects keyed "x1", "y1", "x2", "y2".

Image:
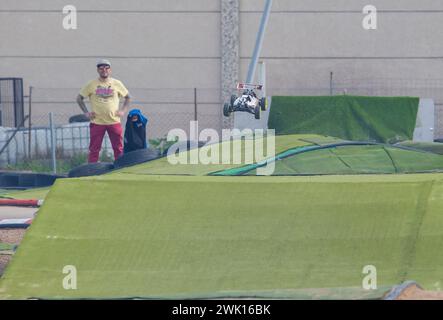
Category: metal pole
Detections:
[
  {"x1": 194, "y1": 88, "x2": 198, "y2": 122},
  {"x1": 49, "y1": 112, "x2": 57, "y2": 174},
  {"x1": 258, "y1": 61, "x2": 266, "y2": 96},
  {"x1": 12, "y1": 79, "x2": 17, "y2": 127},
  {"x1": 330, "y1": 72, "x2": 333, "y2": 95},
  {"x1": 28, "y1": 86, "x2": 33, "y2": 158},
  {"x1": 246, "y1": 0, "x2": 273, "y2": 84}
]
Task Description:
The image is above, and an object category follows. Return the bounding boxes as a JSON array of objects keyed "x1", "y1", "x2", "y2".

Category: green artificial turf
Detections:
[
  {"x1": 0, "y1": 187, "x2": 50, "y2": 200},
  {"x1": 114, "y1": 134, "x2": 318, "y2": 176},
  {"x1": 395, "y1": 141, "x2": 443, "y2": 155},
  {"x1": 213, "y1": 144, "x2": 443, "y2": 176},
  {"x1": 1, "y1": 174, "x2": 443, "y2": 299},
  {"x1": 268, "y1": 95, "x2": 419, "y2": 143},
  {"x1": 2, "y1": 134, "x2": 443, "y2": 299}
]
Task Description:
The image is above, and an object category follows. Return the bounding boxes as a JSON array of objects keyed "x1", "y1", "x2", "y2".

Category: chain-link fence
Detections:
[
  {"x1": 332, "y1": 77, "x2": 443, "y2": 139},
  {"x1": 27, "y1": 87, "x2": 222, "y2": 139},
  {"x1": 0, "y1": 87, "x2": 223, "y2": 173},
  {"x1": 0, "y1": 121, "x2": 102, "y2": 167},
  {"x1": 267, "y1": 76, "x2": 443, "y2": 138},
  {"x1": 2, "y1": 78, "x2": 443, "y2": 173}
]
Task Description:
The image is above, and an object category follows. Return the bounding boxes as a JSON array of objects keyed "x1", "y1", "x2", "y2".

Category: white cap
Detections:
[{"x1": 96, "y1": 58, "x2": 111, "y2": 67}]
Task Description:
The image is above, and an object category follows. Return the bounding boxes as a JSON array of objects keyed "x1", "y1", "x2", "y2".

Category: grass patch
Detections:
[{"x1": 1, "y1": 152, "x2": 114, "y2": 174}]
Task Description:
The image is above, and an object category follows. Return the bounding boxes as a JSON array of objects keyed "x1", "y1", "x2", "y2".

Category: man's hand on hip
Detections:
[
  {"x1": 116, "y1": 110, "x2": 125, "y2": 118},
  {"x1": 85, "y1": 112, "x2": 96, "y2": 119}
]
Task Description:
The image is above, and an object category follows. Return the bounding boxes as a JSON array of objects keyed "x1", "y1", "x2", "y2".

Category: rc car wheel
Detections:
[
  {"x1": 223, "y1": 103, "x2": 231, "y2": 117},
  {"x1": 260, "y1": 97, "x2": 267, "y2": 111},
  {"x1": 254, "y1": 105, "x2": 261, "y2": 120}
]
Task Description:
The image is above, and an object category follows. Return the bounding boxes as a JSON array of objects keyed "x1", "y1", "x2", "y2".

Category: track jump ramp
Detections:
[{"x1": 1, "y1": 171, "x2": 443, "y2": 299}]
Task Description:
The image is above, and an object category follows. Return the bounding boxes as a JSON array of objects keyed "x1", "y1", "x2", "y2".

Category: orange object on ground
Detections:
[{"x1": 0, "y1": 199, "x2": 43, "y2": 207}]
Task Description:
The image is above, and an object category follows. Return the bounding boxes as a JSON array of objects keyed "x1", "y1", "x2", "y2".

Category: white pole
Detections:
[{"x1": 246, "y1": 0, "x2": 273, "y2": 84}]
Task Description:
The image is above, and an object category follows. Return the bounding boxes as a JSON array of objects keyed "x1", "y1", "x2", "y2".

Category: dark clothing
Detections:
[{"x1": 123, "y1": 109, "x2": 148, "y2": 154}]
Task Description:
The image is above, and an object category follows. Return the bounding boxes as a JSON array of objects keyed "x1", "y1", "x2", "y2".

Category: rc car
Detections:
[{"x1": 223, "y1": 83, "x2": 267, "y2": 119}]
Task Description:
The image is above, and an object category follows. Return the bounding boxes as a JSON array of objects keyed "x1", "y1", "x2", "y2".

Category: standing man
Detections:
[{"x1": 76, "y1": 59, "x2": 131, "y2": 163}]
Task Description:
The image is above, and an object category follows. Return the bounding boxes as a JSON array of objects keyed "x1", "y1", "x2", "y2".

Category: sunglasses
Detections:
[{"x1": 97, "y1": 65, "x2": 111, "y2": 70}]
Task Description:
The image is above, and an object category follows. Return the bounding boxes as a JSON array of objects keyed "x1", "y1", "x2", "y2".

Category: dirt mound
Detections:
[{"x1": 396, "y1": 285, "x2": 443, "y2": 300}]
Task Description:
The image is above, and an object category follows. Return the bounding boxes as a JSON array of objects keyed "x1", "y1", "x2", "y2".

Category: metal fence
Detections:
[
  {"x1": 266, "y1": 76, "x2": 443, "y2": 104},
  {"x1": 26, "y1": 87, "x2": 222, "y2": 140},
  {"x1": 22, "y1": 79, "x2": 443, "y2": 136},
  {"x1": 0, "y1": 87, "x2": 223, "y2": 172},
  {"x1": 0, "y1": 121, "x2": 109, "y2": 167},
  {"x1": 267, "y1": 76, "x2": 443, "y2": 138},
  {"x1": 2, "y1": 78, "x2": 443, "y2": 172},
  {"x1": 332, "y1": 77, "x2": 443, "y2": 139}
]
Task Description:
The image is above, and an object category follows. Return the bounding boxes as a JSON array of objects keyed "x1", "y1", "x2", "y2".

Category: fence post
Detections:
[
  {"x1": 194, "y1": 88, "x2": 198, "y2": 122},
  {"x1": 28, "y1": 86, "x2": 33, "y2": 159},
  {"x1": 49, "y1": 112, "x2": 57, "y2": 174}
]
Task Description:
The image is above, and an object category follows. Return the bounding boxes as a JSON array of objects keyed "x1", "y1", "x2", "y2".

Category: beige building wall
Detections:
[
  {"x1": 240, "y1": 0, "x2": 443, "y2": 86},
  {"x1": 1, "y1": 0, "x2": 443, "y2": 137},
  {"x1": 239, "y1": 0, "x2": 443, "y2": 137},
  {"x1": 0, "y1": 0, "x2": 222, "y2": 138}
]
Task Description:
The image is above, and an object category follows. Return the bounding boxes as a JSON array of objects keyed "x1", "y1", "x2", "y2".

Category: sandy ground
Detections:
[
  {"x1": 0, "y1": 228, "x2": 26, "y2": 276},
  {"x1": 0, "y1": 205, "x2": 36, "y2": 277}
]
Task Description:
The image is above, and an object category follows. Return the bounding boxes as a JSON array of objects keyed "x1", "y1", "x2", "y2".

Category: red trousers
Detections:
[{"x1": 88, "y1": 122, "x2": 123, "y2": 163}]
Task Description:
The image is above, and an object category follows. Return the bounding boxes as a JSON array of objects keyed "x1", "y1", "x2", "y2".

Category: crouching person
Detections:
[{"x1": 124, "y1": 109, "x2": 148, "y2": 154}]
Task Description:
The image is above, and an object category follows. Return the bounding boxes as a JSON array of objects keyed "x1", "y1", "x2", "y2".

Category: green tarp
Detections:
[
  {"x1": 268, "y1": 96, "x2": 419, "y2": 143},
  {"x1": 2, "y1": 134, "x2": 443, "y2": 299},
  {"x1": 114, "y1": 134, "x2": 317, "y2": 176},
  {"x1": 2, "y1": 174, "x2": 443, "y2": 299},
  {"x1": 396, "y1": 141, "x2": 443, "y2": 155},
  {"x1": 213, "y1": 144, "x2": 443, "y2": 176}
]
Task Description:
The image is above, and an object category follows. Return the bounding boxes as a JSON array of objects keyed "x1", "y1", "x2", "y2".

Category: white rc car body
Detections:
[{"x1": 223, "y1": 83, "x2": 267, "y2": 119}]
